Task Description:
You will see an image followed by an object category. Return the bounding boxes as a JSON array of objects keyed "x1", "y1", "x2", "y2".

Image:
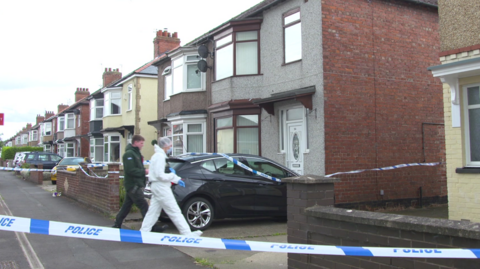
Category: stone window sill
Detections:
[{"x1": 455, "y1": 167, "x2": 480, "y2": 174}]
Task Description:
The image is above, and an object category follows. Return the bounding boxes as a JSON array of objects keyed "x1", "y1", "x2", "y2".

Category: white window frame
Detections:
[
  {"x1": 463, "y1": 83, "x2": 480, "y2": 167},
  {"x1": 15, "y1": 137, "x2": 21, "y2": 145},
  {"x1": 78, "y1": 113, "x2": 81, "y2": 127},
  {"x1": 21, "y1": 134, "x2": 28, "y2": 144},
  {"x1": 167, "y1": 54, "x2": 205, "y2": 99},
  {"x1": 104, "y1": 90, "x2": 122, "y2": 116},
  {"x1": 163, "y1": 66, "x2": 173, "y2": 100},
  {"x1": 127, "y1": 84, "x2": 133, "y2": 111},
  {"x1": 44, "y1": 144, "x2": 51, "y2": 153},
  {"x1": 278, "y1": 105, "x2": 309, "y2": 153},
  {"x1": 169, "y1": 119, "x2": 206, "y2": 156},
  {"x1": 90, "y1": 98, "x2": 104, "y2": 120},
  {"x1": 66, "y1": 113, "x2": 75, "y2": 129},
  {"x1": 103, "y1": 133, "x2": 121, "y2": 162},
  {"x1": 58, "y1": 116, "x2": 65, "y2": 131},
  {"x1": 57, "y1": 144, "x2": 65, "y2": 157},
  {"x1": 283, "y1": 9, "x2": 302, "y2": 64},
  {"x1": 43, "y1": 122, "x2": 52, "y2": 135},
  {"x1": 66, "y1": 142, "x2": 75, "y2": 157},
  {"x1": 90, "y1": 137, "x2": 104, "y2": 163}
]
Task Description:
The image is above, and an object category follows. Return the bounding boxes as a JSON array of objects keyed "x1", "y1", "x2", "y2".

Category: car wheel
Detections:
[{"x1": 182, "y1": 197, "x2": 214, "y2": 231}]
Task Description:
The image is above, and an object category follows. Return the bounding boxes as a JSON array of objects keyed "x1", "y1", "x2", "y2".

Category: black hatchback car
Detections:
[
  {"x1": 153, "y1": 154, "x2": 298, "y2": 231},
  {"x1": 21, "y1": 152, "x2": 63, "y2": 170}
]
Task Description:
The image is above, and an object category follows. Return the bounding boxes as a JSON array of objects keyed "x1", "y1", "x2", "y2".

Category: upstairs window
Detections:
[
  {"x1": 15, "y1": 137, "x2": 21, "y2": 144},
  {"x1": 283, "y1": 9, "x2": 302, "y2": 63},
  {"x1": 58, "y1": 117, "x2": 65, "y2": 131},
  {"x1": 29, "y1": 130, "x2": 38, "y2": 141},
  {"x1": 165, "y1": 55, "x2": 204, "y2": 99},
  {"x1": 127, "y1": 84, "x2": 133, "y2": 111},
  {"x1": 44, "y1": 122, "x2": 52, "y2": 136},
  {"x1": 66, "y1": 113, "x2": 75, "y2": 129},
  {"x1": 22, "y1": 134, "x2": 28, "y2": 144},
  {"x1": 464, "y1": 84, "x2": 480, "y2": 167},
  {"x1": 215, "y1": 31, "x2": 259, "y2": 81},
  {"x1": 104, "y1": 90, "x2": 121, "y2": 116},
  {"x1": 163, "y1": 66, "x2": 173, "y2": 100},
  {"x1": 90, "y1": 99, "x2": 104, "y2": 120}
]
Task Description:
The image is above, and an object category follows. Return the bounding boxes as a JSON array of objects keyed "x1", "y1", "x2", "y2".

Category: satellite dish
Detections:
[
  {"x1": 197, "y1": 60, "x2": 208, "y2": 73},
  {"x1": 198, "y1": 45, "x2": 209, "y2": 58}
]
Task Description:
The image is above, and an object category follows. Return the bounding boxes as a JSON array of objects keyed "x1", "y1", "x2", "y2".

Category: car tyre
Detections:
[{"x1": 182, "y1": 197, "x2": 214, "y2": 231}]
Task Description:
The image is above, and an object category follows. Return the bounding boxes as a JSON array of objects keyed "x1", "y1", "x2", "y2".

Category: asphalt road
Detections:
[{"x1": 0, "y1": 171, "x2": 200, "y2": 269}]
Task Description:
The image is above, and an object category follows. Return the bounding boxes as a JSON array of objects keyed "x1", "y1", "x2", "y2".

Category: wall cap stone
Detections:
[
  {"x1": 282, "y1": 174, "x2": 340, "y2": 184},
  {"x1": 305, "y1": 206, "x2": 480, "y2": 240}
]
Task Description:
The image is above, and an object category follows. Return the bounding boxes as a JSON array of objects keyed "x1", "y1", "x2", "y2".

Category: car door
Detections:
[
  {"x1": 243, "y1": 157, "x2": 292, "y2": 216},
  {"x1": 199, "y1": 158, "x2": 258, "y2": 217}
]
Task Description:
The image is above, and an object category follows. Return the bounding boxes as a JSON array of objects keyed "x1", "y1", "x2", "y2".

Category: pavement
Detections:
[{"x1": 39, "y1": 179, "x2": 288, "y2": 269}]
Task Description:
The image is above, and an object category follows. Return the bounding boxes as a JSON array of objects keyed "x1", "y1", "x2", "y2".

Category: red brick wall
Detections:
[
  {"x1": 56, "y1": 164, "x2": 120, "y2": 214},
  {"x1": 28, "y1": 164, "x2": 44, "y2": 184},
  {"x1": 322, "y1": 0, "x2": 446, "y2": 204}
]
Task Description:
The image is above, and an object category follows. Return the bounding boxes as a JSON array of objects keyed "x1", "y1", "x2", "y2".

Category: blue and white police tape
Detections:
[
  {"x1": 0, "y1": 167, "x2": 53, "y2": 172},
  {"x1": 87, "y1": 160, "x2": 151, "y2": 168},
  {"x1": 325, "y1": 162, "x2": 443, "y2": 178},
  {"x1": 187, "y1": 153, "x2": 282, "y2": 182},
  {"x1": 0, "y1": 214, "x2": 478, "y2": 259}
]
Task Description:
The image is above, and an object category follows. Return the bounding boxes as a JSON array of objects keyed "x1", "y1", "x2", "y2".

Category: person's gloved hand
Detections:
[{"x1": 177, "y1": 179, "x2": 185, "y2": 187}]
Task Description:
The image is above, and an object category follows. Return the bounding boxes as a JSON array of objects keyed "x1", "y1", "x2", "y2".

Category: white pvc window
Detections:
[
  {"x1": 66, "y1": 114, "x2": 75, "y2": 129},
  {"x1": 66, "y1": 142, "x2": 75, "y2": 157},
  {"x1": 58, "y1": 117, "x2": 65, "y2": 131},
  {"x1": 284, "y1": 10, "x2": 302, "y2": 63},
  {"x1": 104, "y1": 91, "x2": 121, "y2": 116},
  {"x1": 169, "y1": 121, "x2": 206, "y2": 156},
  {"x1": 90, "y1": 99, "x2": 104, "y2": 120},
  {"x1": 104, "y1": 135, "x2": 121, "y2": 162},
  {"x1": 22, "y1": 134, "x2": 28, "y2": 144},
  {"x1": 58, "y1": 144, "x2": 65, "y2": 157},
  {"x1": 128, "y1": 84, "x2": 133, "y2": 111},
  {"x1": 90, "y1": 138, "x2": 104, "y2": 162},
  {"x1": 464, "y1": 84, "x2": 480, "y2": 167},
  {"x1": 44, "y1": 122, "x2": 52, "y2": 136}
]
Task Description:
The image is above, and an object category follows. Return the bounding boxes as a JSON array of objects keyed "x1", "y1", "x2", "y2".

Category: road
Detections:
[{"x1": 0, "y1": 171, "x2": 199, "y2": 269}]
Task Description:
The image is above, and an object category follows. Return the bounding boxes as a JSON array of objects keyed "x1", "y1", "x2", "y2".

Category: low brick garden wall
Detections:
[
  {"x1": 283, "y1": 175, "x2": 480, "y2": 269},
  {"x1": 56, "y1": 164, "x2": 121, "y2": 215}
]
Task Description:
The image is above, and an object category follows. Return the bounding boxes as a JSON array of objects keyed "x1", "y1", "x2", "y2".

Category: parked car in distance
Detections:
[
  {"x1": 20, "y1": 152, "x2": 62, "y2": 171},
  {"x1": 51, "y1": 157, "x2": 92, "y2": 184},
  {"x1": 13, "y1": 151, "x2": 30, "y2": 167},
  {"x1": 150, "y1": 154, "x2": 298, "y2": 231}
]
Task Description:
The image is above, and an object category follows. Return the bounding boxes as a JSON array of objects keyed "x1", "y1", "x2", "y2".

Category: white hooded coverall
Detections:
[{"x1": 140, "y1": 145, "x2": 201, "y2": 236}]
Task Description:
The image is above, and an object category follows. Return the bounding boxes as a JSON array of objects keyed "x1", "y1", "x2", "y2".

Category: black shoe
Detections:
[{"x1": 151, "y1": 224, "x2": 169, "y2": 233}]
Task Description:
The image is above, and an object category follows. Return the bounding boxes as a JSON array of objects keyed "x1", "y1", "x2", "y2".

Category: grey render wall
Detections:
[{"x1": 210, "y1": 0, "x2": 325, "y2": 175}]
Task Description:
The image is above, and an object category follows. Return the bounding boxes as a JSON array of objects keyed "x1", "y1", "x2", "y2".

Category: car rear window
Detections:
[{"x1": 167, "y1": 160, "x2": 185, "y2": 170}]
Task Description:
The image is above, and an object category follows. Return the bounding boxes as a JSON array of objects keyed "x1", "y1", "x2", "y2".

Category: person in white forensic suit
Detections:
[{"x1": 140, "y1": 137, "x2": 202, "y2": 237}]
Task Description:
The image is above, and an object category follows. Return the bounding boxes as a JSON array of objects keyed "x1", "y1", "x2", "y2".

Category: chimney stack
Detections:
[
  {"x1": 58, "y1": 104, "x2": 69, "y2": 113},
  {"x1": 26, "y1": 123, "x2": 32, "y2": 130},
  {"x1": 45, "y1": 111, "x2": 54, "y2": 120},
  {"x1": 153, "y1": 28, "x2": 181, "y2": 58},
  {"x1": 102, "y1": 68, "x2": 122, "y2": 87},
  {"x1": 36, "y1": 114, "x2": 45, "y2": 125},
  {"x1": 75, "y1": 87, "x2": 90, "y2": 102}
]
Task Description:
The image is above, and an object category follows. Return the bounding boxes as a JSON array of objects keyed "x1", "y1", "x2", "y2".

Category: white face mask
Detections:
[{"x1": 167, "y1": 147, "x2": 172, "y2": 155}]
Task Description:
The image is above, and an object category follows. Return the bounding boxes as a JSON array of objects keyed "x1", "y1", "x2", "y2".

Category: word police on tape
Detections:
[{"x1": 0, "y1": 215, "x2": 479, "y2": 259}]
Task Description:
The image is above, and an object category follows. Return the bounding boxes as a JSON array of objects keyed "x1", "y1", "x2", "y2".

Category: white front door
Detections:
[{"x1": 286, "y1": 122, "x2": 304, "y2": 175}]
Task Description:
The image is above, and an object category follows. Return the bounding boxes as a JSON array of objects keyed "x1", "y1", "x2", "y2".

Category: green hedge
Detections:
[{"x1": 1, "y1": 146, "x2": 43, "y2": 160}]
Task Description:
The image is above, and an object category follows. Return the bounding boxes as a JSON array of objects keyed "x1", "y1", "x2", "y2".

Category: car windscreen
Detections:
[{"x1": 58, "y1": 158, "x2": 91, "y2": 165}]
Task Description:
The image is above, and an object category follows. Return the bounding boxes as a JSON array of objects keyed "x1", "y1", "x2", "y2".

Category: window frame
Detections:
[
  {"x1": 90, "y1": 98, "x2": 104, "y2": 120},
  {"x1": 21, "y1": 134, "x2": 28, "y2": 144},
  {"x1": 90, "y1": 137, "x2": 104, "y2": 162},
  {"x1": 66, "y1": 142, "x2": 75, "y2": 157},
  {"x1": 214, "y1": 114, "x2": 260, "y2": 155},
  {"x1": 463, "y1": 83, "x2": 480, "y2": 167},
  {"x1": 166, "y1": 54, "x2": 205, "y2": 100},
  {"x1": 167, "y1": 120, "x2": 206, "y2": 156},
  {"x1": 127, "y1": 84, "x2": 133, "y2": 111},
  {"x1": 283, "y1": 8, "x2": 302, "y2": 64},
  {"x1": 104, "y1": 90, "x2": 122, "y2": 116},
  {"x1": 103, "y1": 134, "x2": 121, "y2": 162},
  {"x1": 58, "y1": 116, "x2": 65, "y2": 131},
  {"x1": 214, "y1": 29, "x2": 261, "y2": 81},
  {"x1": 66, "y1": 113, "x2": 75, "y2": 129}
]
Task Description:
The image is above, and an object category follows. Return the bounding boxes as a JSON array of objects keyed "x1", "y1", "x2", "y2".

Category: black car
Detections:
[
  {"x1": 21, "y1": 152, "x2": 63, "y2": 170},
  {"x1": 154, "y1": 154, "x2": 298, "y2": 231}
]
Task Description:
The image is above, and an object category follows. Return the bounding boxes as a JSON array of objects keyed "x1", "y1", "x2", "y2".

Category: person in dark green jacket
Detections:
[{"x1": 113, "y1": 134, "x2": 150, "y2": 228}]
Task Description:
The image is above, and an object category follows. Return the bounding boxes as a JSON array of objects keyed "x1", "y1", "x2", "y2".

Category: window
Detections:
[
  {"x1": 76, "y1": 140, "x2": 81, "y2": 157},
  {"x1": 58, "y1": 144, "x2": 65, "y2": 157},
  {"x1": 279, "y1": 106, "x2": 308, "y2": 152},
  {"x1": 29, "y1": 130, "x2": 38, "y2": 141},
  {"x1": 244, "y1": 157, "x2": 291, "y2": 179},
  {"x1": 90, "y1": 99, "x2": 104, "y2": 120},
  {"x1": 90, "y1": 138, "x2": 104, "y2": 162},
  {"x1": 104, "y1": 91, "x2": 121, "y2": 116},
  {"x1": 15, "y1": 137, "x2": 20, "y2": 144},
  {"x1": 44, "y1": 145, "x2": 51, "y2": 152},
  {"x1": 127, "y1": 84, "x2": 133, "y2": 111},
  {"x1": 104, "y1": 135, "x2": 121, "y2": 162},
  {"x1": 164, "y1": 55, "x2": 205, "y2": 99},
  {"x1": 464, "y1": 84, "x2": 480, "y2": 167},
  {"x1": 66, "y1": 114, "x2": 75, "y2": 129},
  {"x1": 164, "y1": 68, "x2": 173, "y2": 100},
  {"x1": 22, "y1": 134, "x2": 28, "y2": 144},
  {"x1": 66, "y1": 142, "x2": 75, "y2": 157},
  {"x1": 58, "y1": 116, "x2": 65, "y2": 131},
  {"x1": 283, "y1": 9, "x2": 302, "y2": 63},
  {"x1": 216, "y1": 115, "x2": 259, "y2": 155},
  {"x1": 78, "y1": 114, "x2": 81, "y2": 127},
  {"x1": 215, "y1": 31, "x2": 259, "y2": 81},
  {"x1": 167, "y1": 121, "x2": 205, "y2": 156}
]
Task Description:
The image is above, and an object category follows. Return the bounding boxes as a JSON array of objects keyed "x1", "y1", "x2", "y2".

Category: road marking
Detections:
[{"x1": 0, "y1": 197, "x2": 44, "y2": 269}]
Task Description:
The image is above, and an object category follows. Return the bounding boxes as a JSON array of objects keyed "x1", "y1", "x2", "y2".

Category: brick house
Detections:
[
  {"x1": 428, "y1": 0, "x2": 480, "y2": 222},
  {"x1": 169, "y1": 0, "x2": 446, "y2": 206},
  {"x1": 39, "y1": 111, "x2": 55, "y2": 152}
]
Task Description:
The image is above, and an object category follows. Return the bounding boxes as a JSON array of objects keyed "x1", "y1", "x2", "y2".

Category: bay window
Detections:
[
  {"x1": 215, "y1": 30, "x2": 259, "y2": 80},
  {"x1": 104, "y1": 90, "x2": 121, "y2": 116},
  {"x1": 464, "y1": 84, "x2": 480, "y2": 166},
  {"x1": 90, "y1": 138, "x2": 104, "y2": 162},
  {"x1": 283, "y1": 9, "x2": 302, "y2": 63},
  {"x1": 22, "y1": 134, "x2": 28, "y2": 144},
  {"x1": 104, "y1": 135, "x2": 121, "y2": 162},
  {"x1": 29, "y1": 130, "x2": 38, "y2": 141},
  {"x1": 90, "y1": 99, "x2": 104, "y2": 120},
  {"x1": 15, "y1": 137, "x2": 21, "y2": 144},
  {"x1": 58, "y1": 116, "x2": 65, "y2": 131},
  {"x1": 165, "y1": 54, "x2": 204, "y2": 99},
  {"x1": 66, "y1": 113, "x2": 75, "y2": 129},
  {"x1": 216, "y1": 115, "x2": 259, "y2": 155},
  {"x1": 167, "y1": 121, "x2": 206, "y2": 156}
]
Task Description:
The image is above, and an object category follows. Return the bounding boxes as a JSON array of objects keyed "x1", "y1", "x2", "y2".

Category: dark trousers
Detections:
[{"x1": 114, "y1": 187, "x2": 149, "y2": 227}]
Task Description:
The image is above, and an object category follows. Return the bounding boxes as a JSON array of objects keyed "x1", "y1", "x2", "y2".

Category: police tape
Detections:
[
  {"x1": 0, "y1": 214, "x2": 478, "y2": 259},
  {"x1": 324, "y1": 162, "x2": 443, "y2": 177},
  {"x1": 0, "y1": 167, "x2": 52, "y2": 172}
]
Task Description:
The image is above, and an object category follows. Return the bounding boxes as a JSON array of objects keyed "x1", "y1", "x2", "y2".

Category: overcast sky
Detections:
[{"x1": 0, "y1": 0, "x2": 264, "y2": 141}]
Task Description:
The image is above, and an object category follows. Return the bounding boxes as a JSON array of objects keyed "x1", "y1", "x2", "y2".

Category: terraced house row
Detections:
[{"x1": 7, "y1": 0, "x2": 478, "y2": 222}]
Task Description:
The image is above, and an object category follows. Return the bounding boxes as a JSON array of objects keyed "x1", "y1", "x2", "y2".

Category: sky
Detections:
[{"x1": 0, "y1": 0, "x2": 264, "y2": 141}]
